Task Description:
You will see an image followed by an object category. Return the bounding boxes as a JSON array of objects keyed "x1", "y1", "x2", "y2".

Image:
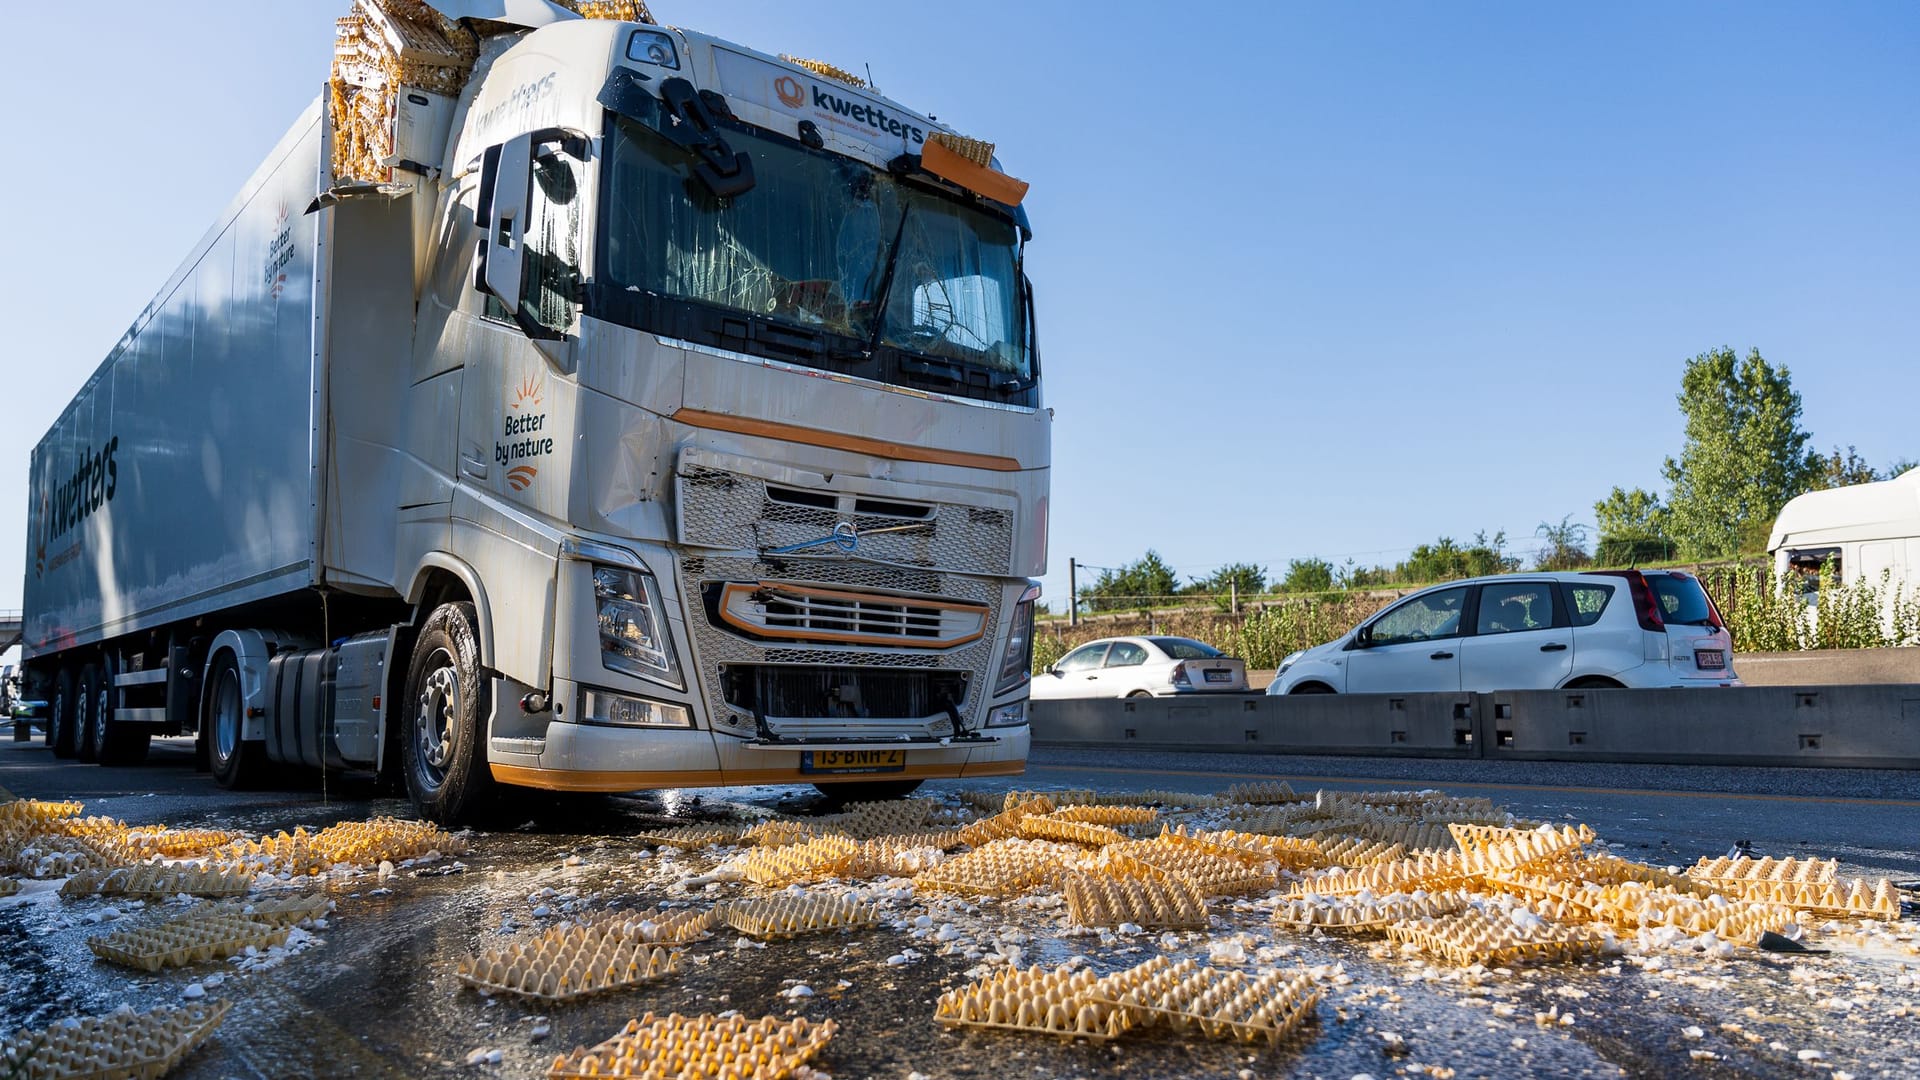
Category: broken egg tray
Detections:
[
  {"x1": 61, "y1": 864, "x2": 254, "y2": 900},
  {"x1": 546, "y1": 1012, "x2": 837, "y2": 1080},
  {"x1": 1, "y1": 1000, "x2": 229, "y2": 1080},
  {"x1": 1272, "y1": 889, "x2": 1473, "y2": 932},
  {"x1": 87, "y1": 913, "x2": 291, "y2": 973},
  {"x1": 1092, "y1": 962, "x2": 1319, "y2": 1045},
  {"x1": 721, "y1": 896, "x2": 883, "y2": 940},
  {"x1": 1063, "y1": 873, "x2": 1209, "y2": 930},
  {"x1": 458, "y1": 926, "x2": 679, "y2": 1002}
]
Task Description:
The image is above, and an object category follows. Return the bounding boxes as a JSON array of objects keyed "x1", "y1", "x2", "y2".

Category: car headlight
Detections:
[
  {"x1": 994, "y1": 583, "x2": 1041, "y2": 695},
  {"x1": 986, "y1": 701, "x2": 1027, "y2": 728},
  {"x1": 582, "y1": 688, "x2": 692, "y2": 729},
  {"x1": 1278, "y1": 650, "x2": 1305, "y2": 674},
  {"x1": 593, "y1": 564, "x2": 683, "y2": 688}
]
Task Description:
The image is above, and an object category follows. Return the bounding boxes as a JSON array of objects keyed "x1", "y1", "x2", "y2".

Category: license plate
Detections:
[
  {"x1": 1203, "y1": 670, "x2": 1232, "y2": 683},
  {"x1": 801, "y1": 749, "x2": 906, "y2": 775},
  {"x1": 1695, "y1": 649, "x2": 1725, "y2": 669}
]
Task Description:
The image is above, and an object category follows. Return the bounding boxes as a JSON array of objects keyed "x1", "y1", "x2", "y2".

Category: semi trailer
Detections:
[{"x1": 22, "y1": 0, "x2": 1047, "y2": 822}]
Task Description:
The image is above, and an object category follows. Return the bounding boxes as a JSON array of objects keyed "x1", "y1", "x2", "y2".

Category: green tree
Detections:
[
  {"x1": 1278, "y1": 557, "x2": 1334, "y2": 593},
  {"x1": 1190, "y1": 561, "x2": 1268, "y2": 607},
  {"x1": 1082, "y1": 550, "x2": 1179, "y2": 612},
  {"x1": 1661, "y1": 346, "x2": 1821, "y2": 559},
  {"x1": 1815, "y1": 445, "x2": 1879, "y2": 489},
  {"x1": 1887, "y1": 458, "x2": 1917, "y2": 479},
  {"x1": 1397, "y1": 531, "x2": 1517, "y2": 582},
  {"x1": 1533, "y1": 515, "x2": 1592, "y2": 571},
  {"x1": 1593, "y1": 486, "x2": 1673, "y2": 565}
]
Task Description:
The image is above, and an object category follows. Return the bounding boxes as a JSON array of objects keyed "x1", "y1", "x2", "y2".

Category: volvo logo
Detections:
[{"x1": 767, "y1": 521, "x2": 860, "y2": 555}]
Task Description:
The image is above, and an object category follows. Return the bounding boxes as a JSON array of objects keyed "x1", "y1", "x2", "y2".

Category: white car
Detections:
[
  {"x1": 1267, "y1": 570, "x2": 1742, "y2": 695},
  {"x1": 1031, "y1": 636, "x2": 1249, "y2": 699}
]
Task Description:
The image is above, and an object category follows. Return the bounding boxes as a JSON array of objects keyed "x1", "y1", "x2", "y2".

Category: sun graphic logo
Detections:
[
  {"x1": 774, "y1": 75, "x2": 805, "y2": 108},
  {"x1": 511, "y1": 374, "x2": 543, "y2": 410}
]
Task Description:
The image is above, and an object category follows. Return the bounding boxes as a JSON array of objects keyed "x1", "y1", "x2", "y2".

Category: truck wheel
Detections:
[
  {"x1": 76, "y1": 665, "x2": 103, "y2": 763},
  {"x1": 401, "y1": 602, "x2": 495, "y2": 825},
  {"x1": 48, "y1": 668, "x2": 77, "y2": 758},
  {"x1": 206, "y1": 651, "x2": 266, "y2": 788}
]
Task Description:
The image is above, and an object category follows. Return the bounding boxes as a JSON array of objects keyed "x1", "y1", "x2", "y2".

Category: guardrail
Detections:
[{"x1": 1030, "y1": 685, "x2": 1920, "y2": 770}]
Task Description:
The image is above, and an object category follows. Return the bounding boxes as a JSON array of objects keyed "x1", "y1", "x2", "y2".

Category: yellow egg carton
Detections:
[
  {"x1": 821, "y1": 799, "x2": 936, "y2": 839},
  {"x1": 60, "y1": 863, "x2": 253, "y2": 899},
  {"x1": 216, "y1": 830, "x2": 330, "y2": 877},
  {"x1": 722, "y1": 894, "x2": 883, "y2": 940},
  {"x1": 1288, "y1": 851, "x2": 1473, "y2": 898},
  {"x1": 741, "y1": 820, "x2": 817, "y2": 848},
  {"x1": 1386, "y1": 909, "x2": 1604, "y2": 966},
  {"x1": 457, "y1": 925, "x2": 679, "y2": 1002},
  {"x1": 1322, "y1": 818, "x2": 1460, "y2": 853},
  {"x1": 1447, "y1": 824, "x2": 1596, "y2": 872},
  {"x1": 912, "y1": 839, "x2": 1069, "y2": 897},
  {"x1": 87, "y1": 912, "x2": 291, "y2": 972},
  {"x1": 1707, "y1": 876, "x2": 1901, "y2": 920},
  {"x1": 17, "y1": 835, "x2": 136, "y2": 878},
  {"x1": 124, "y1": 828, "x2": 242, "y2": 859},
  {"x1": 1153, "y1": 824, "x2": 1322, "y2": 869},
  {"x1": 1061, "y1": 871, "x2": 1208, "y2": 929},
  {"x1": 1687, "y1": 855, "x2": 1836, "y2": 888},
  {"x1": 1565, "y1": 853, "x2": 1709, "y2": 895},
  {"x1": 1221, "y1": 805, "x2": 1317, "y2": 834},
  {"x1": 741, "y1": 835, "x2": 861, "y2": 887},
  {"x1": 1, "y1": 1000, "x2": 229, "y2": 1080},
  {"x1": 934, "y1": 962, "x2": 1136, "y2": 1041},
  {"x1": 310, "y1": 816, "x2": 469, "y2": 865},
  {"x1": 1003, "y1": 789, "x2": 1095, "y2": 811},
  {"x1": 1219, "y1": 780, "x2": 1301, "y2": 805},
  {"x1": 1098, "y1": 842, "x2": 1275, "y2": 897},
  {"x1": 1312, "y1": 836, "x2": 1409, "y2": 866},
  {"x1": 577, "y1": 907, "x2": 723, "y2": 946},
  {"x1": 565, "y1": 0, "x2": 655, "y2": 23},
  {"x1": 1047, "y1": 805, "x2": 1158, "y2": 828},
  {"x1": 1480, "y1": 871, "x2": 1605, "y2": 921},
  {"x1": 188, "y1": 893, "x2": 334, "y2": 929},
  {"x1": 1091, "y1": 958, "x2": 1319, "y2": 1045},
  {"x1": 955, "y1": 797, "x2": 1057, "y2": 848},
  {"x1": 633, "y1": 824, "x2": 747, "y2": 851},
  {"x1": 547, "y1": 1012, "x2": 837, "y2": 1080},
  {"x1": 1273, "y1": 889, "x2": 1473, "y2": 932},
  {"x1": 1017, "y1": 816, "x2": 1127, "y2": 848},
  {"x1": 855, "y1": 833, "x2": 960, "y2": 877},
  {"x1": 0, "y1": 799, "x2": 83, "y2": 828},
  {"x1": 1108, "y1": 789, "x2": 1222, "y2": 810}
]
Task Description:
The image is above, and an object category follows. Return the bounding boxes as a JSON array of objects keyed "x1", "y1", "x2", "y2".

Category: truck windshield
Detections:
[{"x1": 598, "y1": 112, "x2": 1031, "y2": 400}]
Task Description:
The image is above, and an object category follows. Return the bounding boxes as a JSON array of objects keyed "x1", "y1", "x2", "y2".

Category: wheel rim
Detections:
[
  {"x1": 92, "y1": 688, "x2": 109, "y2": 757},
  {"x1": 49, "y1": 690, "x2": 63, "y2": 746},
  {"x1": 413, "y1": 648, "x2": 460, "y2": 792},
  {"x1": 213, "y1": 668, "x2": 242, "y2": 766}
]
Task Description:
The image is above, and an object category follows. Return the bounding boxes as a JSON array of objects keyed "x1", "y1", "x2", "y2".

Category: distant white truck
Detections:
[
  {"x1": 22, "y1": 2, "x2": 1047, "y2": 821},
  {"x1": 1768, "y1": 468, "x2": 1919, "y2": 631}
]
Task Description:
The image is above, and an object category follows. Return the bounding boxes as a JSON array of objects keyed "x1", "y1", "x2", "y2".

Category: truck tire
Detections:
[
  {"x1": 48, "y1": 668, "x2": 78, "y2": 758},
  {"x1": 206, "y1": 651, "x2": 266, "y2": 788},
  {"x1": 401, "y1": 602, "x2": 495, "y2": 825},
  {"x1": 76, "y1": 665, "x2": 104, "y2": 764}
]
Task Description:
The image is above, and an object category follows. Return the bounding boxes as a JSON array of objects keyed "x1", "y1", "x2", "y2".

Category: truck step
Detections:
[
  {"x1": 114, "y1": 669, "x2": 168, "y2": 688},
  {"x1": 115, "y1": 708, "x2": 168, "y2": 725}
]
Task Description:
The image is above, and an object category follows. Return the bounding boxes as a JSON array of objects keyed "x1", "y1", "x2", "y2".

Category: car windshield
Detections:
[
  {"x1": 599, "y1": 112, "x2": 1030, "y2": 384},
  {"x1": 1149, "y1": 637, "x2": 1223, "y2": 660},
  {"x1": 1649, "y1": 574, "x2": 1719, "y2": 626}
]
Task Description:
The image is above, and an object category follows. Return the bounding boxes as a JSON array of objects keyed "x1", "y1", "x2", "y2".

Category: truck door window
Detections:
[{"x1": 482, "y1": 146, "x2": 581, "y2": 334}]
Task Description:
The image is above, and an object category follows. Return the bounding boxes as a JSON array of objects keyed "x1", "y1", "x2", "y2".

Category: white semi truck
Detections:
[{"x1": 22, "y1": 2, "x2": 1046, "y2": 822}]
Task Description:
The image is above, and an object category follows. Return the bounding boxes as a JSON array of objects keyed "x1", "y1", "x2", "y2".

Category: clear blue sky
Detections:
[{"x1": 0, "y1": 1, "x2": 1914, "y2": 623}]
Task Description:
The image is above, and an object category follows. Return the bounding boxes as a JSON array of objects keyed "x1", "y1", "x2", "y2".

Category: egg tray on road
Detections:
[
  {"x1": 0, "y1": 1000, "x2": 229, "y2": 1080},
  {"x1": 546, "y1": 1012, "x2": 836, "y2": 1080},
  {"x1": 86, "y1": 912, "x2": 291, "y2": 973},
  {"x1": 457, "y1": 924, "x2": 680, "y2": 1002},
  {"x1": 61, "y1": 865, "x2": 253, "y2": 900},
  {"x1": 721, "y1": 895, "x2": 884, "y2": 940}
]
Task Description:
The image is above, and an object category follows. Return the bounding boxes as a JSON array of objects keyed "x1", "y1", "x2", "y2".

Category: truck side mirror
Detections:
[{"x1": 476, "y1": 133, "x2": 534, "y2": 319}]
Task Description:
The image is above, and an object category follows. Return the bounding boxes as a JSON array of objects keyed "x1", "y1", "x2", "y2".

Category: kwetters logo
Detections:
[
  {"x1": 497, "y1": 375, "x2": 551, "y2": 491},
  {"x1": 35, "y1": 435, "x2": 119, "y2": 579},
  {"x1": 776, "y1": 78, "x2": 926, "y2": 146},
  {"x1": 773, "y1": 75, "x2": 805, "y2": 108}
]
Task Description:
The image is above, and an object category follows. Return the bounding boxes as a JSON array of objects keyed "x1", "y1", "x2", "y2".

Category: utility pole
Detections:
[
  {"x1": 1068, "y1": 558, "x2": 1079, "y2": 627},
  {"x1": 1230, "y1": 580, "x2": 1238, "y2": 615}
]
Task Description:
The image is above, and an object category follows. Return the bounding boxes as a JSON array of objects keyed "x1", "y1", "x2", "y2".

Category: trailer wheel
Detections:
[
  {"x1": 401, "y1": 602, "x2": 495, "y2": 825},
  {"x1": 48, "y1": 668, "x2": 77, "y2": 759},
  {"x1": 206, "y1": 651, "x2": 266, "y2": 788},
  {"x1": 76, "y1": 665, "x2": 103, "y2": 764}
]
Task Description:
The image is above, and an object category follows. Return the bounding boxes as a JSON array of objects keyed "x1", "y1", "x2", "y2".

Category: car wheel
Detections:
[
  {"x1": 813, "y1": 779, "x2": 924, "y2": 804},
  {"x1": 76, "y1": 665, "x2": 103, "y2": 763},
  {"x1": 1289, "y1": 683, "x2": 1335, "y2": 695},
  {"x1": 1125, "y1": 690, "x2": 1152, "y2": 699},
  {"x1": 48, "y1": 667, "x2": 77, "y2": 758},
  {"x1": 401, "y1": 602, "x2": 495, "y2": 825}
]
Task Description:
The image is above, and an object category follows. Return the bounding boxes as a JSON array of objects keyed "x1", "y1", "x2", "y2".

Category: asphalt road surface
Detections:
[{"x1": 2, "y1": 737, "x2": 1915, "y2": 1079}]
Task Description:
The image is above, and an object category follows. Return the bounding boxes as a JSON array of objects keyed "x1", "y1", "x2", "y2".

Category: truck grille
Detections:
[
  {"x1": 677, "y1": 464, "x2": 1015, "y2": 576},
  {"x1": 721, "y1": 665, "x2": 968, "y2": 740},
  {"x1": 713, "y1": 582, "x2": 987, "y2": 648}
]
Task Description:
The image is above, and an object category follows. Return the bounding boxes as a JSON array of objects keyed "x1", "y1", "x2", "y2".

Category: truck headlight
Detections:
[
  {"x1": 582, "y1": 688, "x2": 692, "y2": 729},
  {"x1": 986, "y1": 701, "x2": 1026, "y2": 728},
  {"x1": 593, "y1": 564, "x2": 683, "y2": 688},
  {"x1": 994, "y1": 583, "x2": 1041, "y2": 695}
]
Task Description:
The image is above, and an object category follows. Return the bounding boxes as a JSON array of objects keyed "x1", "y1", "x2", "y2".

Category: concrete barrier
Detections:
[
  {"x1": 1032, "y1": 692, "x2": 1479, "y2": 758},
  {"x1": 1734, "y1": 648, "x2": 1920, "y2": 686},
  {"x1": 1031, "y1": 685, "x2": 1920, "y2": 769}
]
